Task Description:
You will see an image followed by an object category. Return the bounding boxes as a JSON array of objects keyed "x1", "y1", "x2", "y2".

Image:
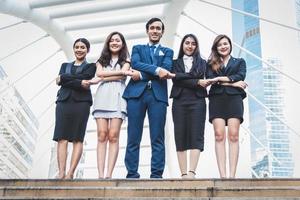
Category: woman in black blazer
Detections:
[
  {"x1": 54, "y1": 38, "x2": 96, "y2": 179},
  {"x1": 206, "y1": 34, "x2": 247, "y2": 178},
  {"x1": 170, "y1": 34, "x2": 210, "y2": 178}
]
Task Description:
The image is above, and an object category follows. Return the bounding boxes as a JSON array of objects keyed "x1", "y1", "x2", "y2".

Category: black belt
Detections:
[{"x1": 146, "y1": 81, "x2": 152, "y2": 89}]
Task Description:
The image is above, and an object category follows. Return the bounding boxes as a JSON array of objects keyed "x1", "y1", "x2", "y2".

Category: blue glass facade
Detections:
[{"x1": 231, "y1": 0, "x2": 294, "y2": 177}]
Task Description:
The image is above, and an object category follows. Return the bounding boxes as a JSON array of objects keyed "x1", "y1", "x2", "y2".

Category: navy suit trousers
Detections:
[{"x1": 125, "y1": 88, "x2": 166, "y2": 178}]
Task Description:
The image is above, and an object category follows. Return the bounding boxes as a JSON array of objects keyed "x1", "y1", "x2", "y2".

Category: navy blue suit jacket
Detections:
[
  {"x1": 123, "y1": 44, "x2": 173, "y2": 104},
  {"x1": 56, "y1": 62, "x2": 96, "y2": 105},
  {"x1": 206, "y1": 56, "x2": 247, "y2": 99},
  {"x1": 170, "y1": 58, "x2": 208, "y2": 99}
]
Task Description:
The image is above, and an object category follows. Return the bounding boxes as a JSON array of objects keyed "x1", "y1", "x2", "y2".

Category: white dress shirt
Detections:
[{"x1": 183, "y1": 55, "x2": 193, "y2": 73}]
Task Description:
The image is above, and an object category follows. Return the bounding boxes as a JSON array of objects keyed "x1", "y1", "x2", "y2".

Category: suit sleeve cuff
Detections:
[{"x1": 155, "y1": 67, "x2": 162, "y2": 75}]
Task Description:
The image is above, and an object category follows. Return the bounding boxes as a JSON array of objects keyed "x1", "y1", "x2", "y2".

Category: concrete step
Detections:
[
  {"x1": 1, "y1": 178, "x2": 300, "y2": 187},
  {"x1": 1, "y1": 198, "x2": 300, "y2": 200},
  {"x1": 0, "y1": 179, "x2": 299, "y2": 199}
]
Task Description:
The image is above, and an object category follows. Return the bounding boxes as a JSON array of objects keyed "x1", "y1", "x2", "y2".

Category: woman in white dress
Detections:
[{"x1": 89, "y1": 32, "x2": 132, "y2": 178}]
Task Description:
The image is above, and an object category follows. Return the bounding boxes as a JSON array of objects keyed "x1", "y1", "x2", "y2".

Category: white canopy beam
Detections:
[
  {"x1": 65, "y1": 13, "x2": 162, "y2": 31},
  {"x1": 49, "y1": 0, "x2": 171, "y2": 19},
  {"x1": 29, "y1": 0, "x2": 93, "y2": 9},
  {"x1": 162, "y1": 0, "x2": 190, "y2": 47},
  {"x1": 89, "y1": 30, "x2": 146, "y2": 44},
  {"x1": 0, "y1": 0, "x2": 73, "y2": 59}
]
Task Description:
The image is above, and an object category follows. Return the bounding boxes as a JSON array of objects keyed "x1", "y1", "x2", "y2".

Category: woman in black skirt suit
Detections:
[
  {"x1": 170, "y1": 34, "x2": 210, "y2": 178},
  {"x1": 54, "y1": 38, "x2": 96, "y2": 179},
  {"x1": 206, "y1": 35, "x2": 247, "y2": 178}
]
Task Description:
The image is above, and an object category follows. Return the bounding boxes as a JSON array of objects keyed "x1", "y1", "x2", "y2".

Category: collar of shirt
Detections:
[
  {"x1": 148, "y1": 43, "x2": 159, "y2": 51},
  {"x1": 183, "y1": 55, "x2": 193, "y2": 72},
  {"x1": 183, "y1": 55, "x2": 193, "y2": 61}
]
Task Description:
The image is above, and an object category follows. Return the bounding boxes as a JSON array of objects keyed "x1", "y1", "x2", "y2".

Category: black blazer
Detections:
[
  {"x1": 56, "y1": 62, "x2": 96, "y2": 105},
  {"x1": 206, "y1": 56, "x2": 246, "y2": 99},
  {"x1": 170, "y1": 58, "x2": 207, "y2": 99}
]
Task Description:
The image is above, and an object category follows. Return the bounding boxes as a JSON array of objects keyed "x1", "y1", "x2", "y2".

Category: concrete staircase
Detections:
[{"x1": 0, "y1": 179, "x2": 300, "y2": 199}]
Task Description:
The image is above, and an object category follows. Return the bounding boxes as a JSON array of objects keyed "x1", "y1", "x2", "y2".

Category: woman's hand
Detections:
[
  {"x1": 128, "y1": 69, "x2": 141, "y2": 81},
  {"x1": 232, "y1": 80, "x2": 248, "y2": 89},
  {"x1": 88, "y1": 77, "x2": 102, "y2": 85},
  {"x1": 198, "y1": 79, "x2": 211, "y2": 88},
  {"x1": 81, "y1": 80, "x2": 90, "y2": 89},
  {"x1": 123, "y1": 70, "x2": 134, "y2": 76},
  {"x1": 219, "y1": 80, "x2": 248, "y2": 89},
  {"x1": 206, "y1": 77, "x2": 219, "y2": 85},
  {"x1": 56, "y1": 75, "x2": 61, "y2": 85}
]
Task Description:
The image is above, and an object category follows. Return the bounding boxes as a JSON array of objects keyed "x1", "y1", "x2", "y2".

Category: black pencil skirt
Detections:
[
  {"x1": 172, "y1": 98, "x2": 206, "y2": 151},
  {"x1": 209, "y1": 93, "x2": 244, "y2": 125},
  {"x1": 53, "y1": 98, "x2": 90, "y2": 142}
]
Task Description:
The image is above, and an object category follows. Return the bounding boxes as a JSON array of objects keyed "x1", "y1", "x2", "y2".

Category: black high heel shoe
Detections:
[
  {"x1": 181, "y1": 173, "x2": 188, "y2": 179},
  {"x1": 188, "y1": 170, "x2": 196, "y2": 178}
]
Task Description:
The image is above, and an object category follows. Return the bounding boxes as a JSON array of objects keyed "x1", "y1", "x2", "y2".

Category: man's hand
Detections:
[{"x1": 158, "y1": 68, "x2": 171, "y2": 79}]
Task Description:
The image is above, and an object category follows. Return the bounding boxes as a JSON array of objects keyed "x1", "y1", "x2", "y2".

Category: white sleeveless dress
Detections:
[{"x1": 92, "y1": 58, "x2": 127, "y2": 120}]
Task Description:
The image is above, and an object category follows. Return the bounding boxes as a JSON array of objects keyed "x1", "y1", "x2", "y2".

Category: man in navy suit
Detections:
[{"x1": 123, "y1": 18, "x2": 174, "y2": 178}]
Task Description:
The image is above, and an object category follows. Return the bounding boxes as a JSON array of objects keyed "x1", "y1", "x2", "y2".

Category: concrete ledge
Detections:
[{"x1": 0, "y1": 179, "x2": 300, "y2": 199}]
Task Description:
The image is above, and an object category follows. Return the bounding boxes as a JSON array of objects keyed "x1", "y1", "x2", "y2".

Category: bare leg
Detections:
[
  {"x1": 227, "y1": 118, "x2": 240, "y2": 178},
  {"x1": 96, "y1": 118, "x2": 109, "y2": 178},
  {"x1": 188, "y1": 149, "x2": 200, "y2": 178},
  {"x1": 57, "y1": 140, "x2": 68, "y2": 179},
  {"x1": 176, "y1": 151, "x2": 187, "y2": 178},
  {"x1": 65, "y1": 141, "x2": 83, "y2": 179},
  {"x1": 212, "y1": 118, "x2": 227, "y2": 178},
  {"x1": 106, "y1": 118, "x2": 122, "y2": 178}
]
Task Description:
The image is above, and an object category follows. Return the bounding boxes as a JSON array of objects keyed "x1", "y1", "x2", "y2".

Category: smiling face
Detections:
[
  {"x1": 109, "y1": 34, "x2": 123, "y2": 55},
  {"x1": 147, "y1": 21, "x2": 164, "y2": 44},
  {"x1": 73, "y1": 41, "x2": 88, "y2": 61},
  {"x1": 183, "y1": 36, "x2": 197, "y2": 56},
  {"x1": 216, "y1": 37, "x2": 231, "y2": 58}
]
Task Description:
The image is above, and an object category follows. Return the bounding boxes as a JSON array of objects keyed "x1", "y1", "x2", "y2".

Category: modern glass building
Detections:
[
  {"x1": 231, "y1": 0, "x2": 294, "y2": 177},
  {"x1": 0, "y1": 65, "x2": 39, "y2": 178},
  {"x1": 296, "y1": 0, "x2": 300, "y2": 44}
]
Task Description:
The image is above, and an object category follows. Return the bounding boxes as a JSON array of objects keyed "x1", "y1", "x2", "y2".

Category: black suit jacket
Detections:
[
  {"x1": 170, "y1": 58, "x2": 207, "y2": 99},
  {"x1": 206, "y1": 56, "x2": 246, "y2": 99},
  {"x1": 56, "y1": 62, "x2": 96, "y2": 105}
]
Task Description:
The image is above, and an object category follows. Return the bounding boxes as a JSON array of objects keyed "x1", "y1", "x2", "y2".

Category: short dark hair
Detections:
[
  {"x1": 73, "y1": 38, "x2": 90, "y2": 52},
  {"x1": 145, "y1": 18, "x2": 164, "y2": 31}
]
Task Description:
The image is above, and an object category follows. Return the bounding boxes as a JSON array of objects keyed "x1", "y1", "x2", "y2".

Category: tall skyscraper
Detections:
[
  {"x1": 0, "y1": 65, "x2": 39, "y2": 178},
  {"x1": 231, "y1": 0, "x2": 294, "y2": 177},
  {"x1": 296, "y1": 0, "x2": 300, "y2": 44}
]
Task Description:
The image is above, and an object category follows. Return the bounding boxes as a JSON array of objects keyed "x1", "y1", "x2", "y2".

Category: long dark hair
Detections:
[
  {"x1": 178, "y1": 34, "x2": 206, "y2": 76},
  {"x1": 208, "y1": 34, "x2": 232, "y2": 72},
  {"x1": 98, "y1": 32, "x2": 129, "y2": 68}
]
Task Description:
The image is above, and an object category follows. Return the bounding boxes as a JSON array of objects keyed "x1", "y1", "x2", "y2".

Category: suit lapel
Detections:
[
  {"x1": 224, "y1": 56, "x2": 233, "y2": 74},
  {"x1": 144, "y1": 44, "x2": 152, "y2": 64},
  {"x1": 178, "y1": 59, "x2": 185, "y2": 73}
]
